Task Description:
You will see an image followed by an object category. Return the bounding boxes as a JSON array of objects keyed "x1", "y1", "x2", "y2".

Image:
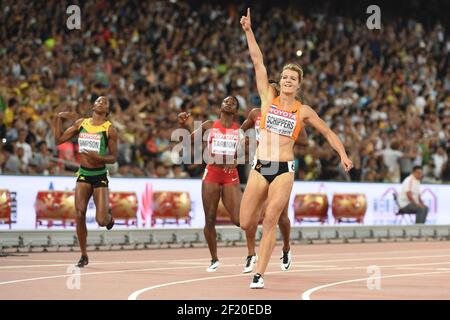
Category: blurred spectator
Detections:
[
  {"x1": 432, "y1": 146, "x2": 448, "y2": 178},
  {"x1": 0, "y1": 0, "x2": 448, "y2": 183},
  {"x1": 15, "y1": 129, "x2": 32, "y2": 165},
  {"x1": 30, "y1": 141, "x2": 53, "y2": 175},
  {"x1": 377, "y1": 141, "x2": 403, "y2": 183},
  {"x1": 1, "y1": 144, "x2": 20, "y2": 174},
  {"x1": 0, "y1": 111, "x2": 6, "y2": 141},
  {"x1": 173, "y1": 165, "x2": 189, "y2": 178},
  {"x1": 441, "y1": 160, "x2": 450, "y2": 183}
]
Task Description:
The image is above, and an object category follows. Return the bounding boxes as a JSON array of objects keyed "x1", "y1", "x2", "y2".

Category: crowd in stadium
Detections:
[{"x1": 0, "y1": 0, "x2": 449, "y2": 183}]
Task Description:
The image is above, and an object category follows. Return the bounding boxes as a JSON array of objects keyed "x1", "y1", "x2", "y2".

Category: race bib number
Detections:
[
  {"x1": 211, "y1": 139, "x2": 237, "y2": 156},
  {"x1": 264, "y1": 108, "x2": 296, "y2": 137},
  {"x1": 255, "y1": 119, "x2": 261, "y2": 142},
  {"x1": 78, "y1": 132, "x2": 101, "y2": 153}
]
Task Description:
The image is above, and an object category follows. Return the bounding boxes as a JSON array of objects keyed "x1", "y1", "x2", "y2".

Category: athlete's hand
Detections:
[
  {"x1": 223, "y1": 162, "x2": 237, "y2": 174},
  {"x1": 341, "y1": 156, "x2": 353, "y2": 172},
  {"x1": 57, "y1": 112, "x2": 79, "y2": 121},
  {"x1": 240, "y1": 8, "x2": 251, "y2": 32},
  {"x1": 178, "y1": 112, "x2": 191, "y2": 125}
]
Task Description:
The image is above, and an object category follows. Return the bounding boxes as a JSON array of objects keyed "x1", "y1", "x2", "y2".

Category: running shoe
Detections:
[
  {"x1": 76, "y1": 255, "x2": 89, "y2": 268},
  {"x1": 250, "y1": 273, "x2": 264, "y2": 289},
  {"x1": 280, "y1": 250, "x2": 292, "y2": 271},
  {"x1": 243, "y1": 255, "x2": 257, "y2": 273},
  {"x1": 206, "y1": 259, "x2": 219, "y2": 272}
]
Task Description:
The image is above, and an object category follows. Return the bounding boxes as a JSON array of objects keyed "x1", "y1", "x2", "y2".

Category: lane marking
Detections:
[
  {"x1": 0, "y1": 265, "x2": 205, "y2": 286},
  {"x1": 127, "y1": 260, "x2": 450, "y2": 300},
  {"x1": 301, "y1": 270, "x2": 450, "y2": 300},
  {"x1": 3, "y1": 252, "x2": 450, "y2": 270}
]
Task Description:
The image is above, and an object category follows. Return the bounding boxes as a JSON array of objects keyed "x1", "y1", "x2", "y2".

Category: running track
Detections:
[{"x1": 1, "y1": 241, "x2": 450, "y2": 300}]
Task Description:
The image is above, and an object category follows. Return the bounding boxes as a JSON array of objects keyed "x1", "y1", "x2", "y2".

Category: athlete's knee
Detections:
[
  {"x1": 75, "y1": 209, "x2": 86, "y2": 221},
  {"x1": 204, "y1": 215, "x2": 216, "y2": 228},
  {"x1": 262, "y1": 215, "x2": 279, "y2": 231},
  {"x1": 240, "y1": 219, "x2": 253, "y2": 231}
]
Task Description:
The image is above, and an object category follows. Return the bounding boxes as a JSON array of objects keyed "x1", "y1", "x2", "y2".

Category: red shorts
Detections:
[{"x1": 202, "y1": 164, "x2": 240, "y2": 185}]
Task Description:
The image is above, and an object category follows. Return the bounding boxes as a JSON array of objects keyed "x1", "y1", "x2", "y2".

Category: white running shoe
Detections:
[
  {"x1": 250, "y1": 273, "x2": 264, "y2": 289},
  {"x1": 243, "y1": 255, "x2": 258, "y2": 273},
  {"x1": 206, "y1": 260, "x2": 219, "y2": 272},
  {"x1": 280, "y1": 250, "x2": 292, "y2": 271}
]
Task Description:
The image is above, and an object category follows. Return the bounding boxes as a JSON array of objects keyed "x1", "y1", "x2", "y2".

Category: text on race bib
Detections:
[
  {"x1": 264, "y1": 107, "x2": 296, "y2": 137},
  {"x1": 209, "y1": 129, "x2": 239, "y2": 156},
  {"x1": 78, "y1": 132, "x2": 101, "y2": 153},
  {"x1": 211, "y1": 139, "x2": 238, "y2": 155}
]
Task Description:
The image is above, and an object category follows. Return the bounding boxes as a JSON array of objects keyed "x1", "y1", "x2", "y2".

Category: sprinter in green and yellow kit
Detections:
[{"x1": 53, "y1": 96, "x2": 118, "y2": 268}]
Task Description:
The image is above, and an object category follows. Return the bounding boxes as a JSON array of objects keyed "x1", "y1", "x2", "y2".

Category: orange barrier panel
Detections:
[
  {"x1": 331, "y1": 193, "x2": 367, "y2": 223},
  {"x1": 152, "y1": 191, "x2": 191, "y2": 226},
  {"x1": 0, "y1": 189, "x2": 12, "y2": 229},
  {"x1": 35, "y1": 191, "x2": 138, "y2": 228},
  {"x1": 35, "y1": 191, "x2": 76, "y2": 228},
  {"x1": 110, "y1": 192, "x2": 138, "y2": 226},
  {"x1": 293, "y1": 193, "x2": 328, "y2": 224}
]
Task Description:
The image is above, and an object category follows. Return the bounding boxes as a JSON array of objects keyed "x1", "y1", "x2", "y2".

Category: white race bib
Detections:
[
  {"x1": 264, "y1": 108, "x2": 296, "y2": 137},
  {"x1": 78, "y1": 132, "x2": 101, "y2": 153},
  {"x1": 211, "y1": 139, "x2": 237, "y2": 156}
]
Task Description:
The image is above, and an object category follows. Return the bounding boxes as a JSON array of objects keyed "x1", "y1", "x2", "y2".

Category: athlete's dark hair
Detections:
[{"x1": 231, "y1": 96, "x2": 240, "y2": 110}]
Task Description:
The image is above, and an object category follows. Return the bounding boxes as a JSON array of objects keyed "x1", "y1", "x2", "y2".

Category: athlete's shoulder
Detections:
[
  {"x1": 76, "y1": 118, "x2": 87, "y2": 129},
  {"x1": 300, "y1": 104, "x2": 314, "y2": 113},
  {"x1": 106, "y1": 123, "x2": 117, "y2": 138},
  {"x1": 201, "y1": 119, "x2": 215, "y2": 130}
]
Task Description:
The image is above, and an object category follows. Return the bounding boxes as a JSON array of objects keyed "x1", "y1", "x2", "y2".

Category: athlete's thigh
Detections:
[
  {"x1": 201, "y1": 182, "x2": 221, "y2": 218},
  {"x1": 75, "y1": 182, "x2": 93, "y2": 215},
  {"x1": 240, "y1": 170, "x2": 268, "y2": 225},
  {"x1": 265, "y1": 173, "x2": 294, "y2": 220},
  {"x1": 221, "y1": 183, "x2": 242, "y2": 221},
  {"x1": 93, "y1": 187, "x2": 109, "y2": 220}
]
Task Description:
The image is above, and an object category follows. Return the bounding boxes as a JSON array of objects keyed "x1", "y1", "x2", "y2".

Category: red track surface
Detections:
[{"x1": 1, "y1": 241, "x2": 450, "y2": 300}]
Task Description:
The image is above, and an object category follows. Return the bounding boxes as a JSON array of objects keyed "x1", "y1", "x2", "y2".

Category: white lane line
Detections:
[
  {"x1": 0, "y1": 262, "x2": 334, "y2": 285},
  {"x1": 3, "y1": 259, "x2": 89, "y2": 263},
  {"x1": 0, "y1": 263, "x2": 338, "y2": 288},
  {"x1": 4, "y1": 252, "x2": 450, "y2": 270},
  {"x1": 301, "y1": 270, "x2": 450, "y2": 300},
  {"x1": 127, "y1": 260, "x2": 450, "y2": 300},
  {"x1": 3, "y1": 246, "x2": 450, "y2": 265},
  {"x1": 0, "y1": 265, "x2": 205, "y2": 286}
]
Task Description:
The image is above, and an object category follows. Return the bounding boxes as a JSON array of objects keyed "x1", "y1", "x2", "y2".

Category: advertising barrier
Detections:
[{"x1": 0, "y1": 175, "x2": 448, "y2": 230}]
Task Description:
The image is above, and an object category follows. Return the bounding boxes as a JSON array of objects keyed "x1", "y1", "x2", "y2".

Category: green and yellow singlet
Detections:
[{"x1": 77, "y1": 118, "x2": 112, "y2": 176}]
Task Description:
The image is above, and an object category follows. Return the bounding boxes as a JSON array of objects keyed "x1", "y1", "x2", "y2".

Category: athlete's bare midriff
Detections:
[
  {"x1": 79, "y1": 153, "x2": 105, "y2": 168},
  {"x1": 256, "y1": 129, "x2": 295, "y2": 162}
]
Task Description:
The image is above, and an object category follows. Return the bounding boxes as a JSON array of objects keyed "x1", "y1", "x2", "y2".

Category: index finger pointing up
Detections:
[{"x1": 247, "y1": 8, "x2": 250, "y2": 19}]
